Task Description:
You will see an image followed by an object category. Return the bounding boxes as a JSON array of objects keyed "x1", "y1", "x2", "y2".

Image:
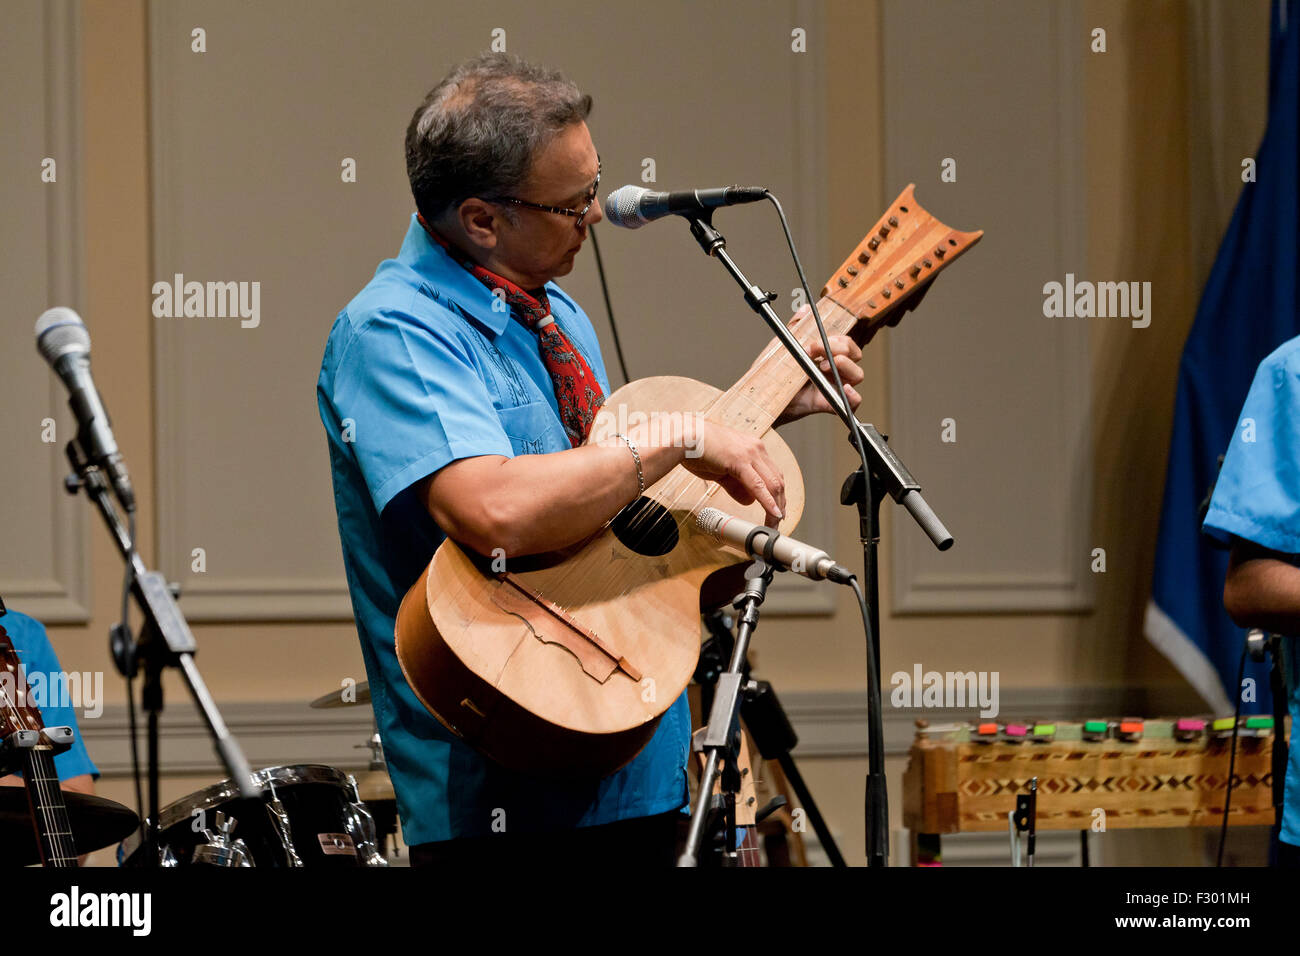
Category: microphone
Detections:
[
  {"x1": 694, "y1": 506, "x2": 854, "y2": 584},
  {"x1": 603, "y1": 184, "x2": 768, "y2": 229},
  {"x1": 35, "y1": 307, "x2": 136, "y2": 512}
]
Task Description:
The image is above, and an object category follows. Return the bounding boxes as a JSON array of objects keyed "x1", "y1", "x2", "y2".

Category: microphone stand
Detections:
[
  {"x1": 683, "y1": 211, "x2": 953, "y2": 867},
  {"x1": 63, "y1": 440, "x2": 258, "y2": 866},
  {"x1": 679, "y1": 559, "x2": 776, "y2": 866}
]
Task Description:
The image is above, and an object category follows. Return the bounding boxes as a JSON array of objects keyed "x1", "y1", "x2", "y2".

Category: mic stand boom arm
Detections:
[
  {"x1": 683, "y1": 211, "x2": 953, "y2": 867},
  {"x1": 684, "y1": 213, "x2": 951, "y2": 548},
  {"x1": 64, "y1": 440, "x2": 258, "y2": 865}
]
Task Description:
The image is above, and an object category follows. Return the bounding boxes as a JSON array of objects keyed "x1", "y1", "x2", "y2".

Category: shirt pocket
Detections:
[{"x1": 495, "y1": 401, "x2": 558, "y2": 457}]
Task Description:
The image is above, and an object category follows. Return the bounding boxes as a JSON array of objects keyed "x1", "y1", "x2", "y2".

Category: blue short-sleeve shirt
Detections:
[
  {"x1": 1203, "y1": 335, "x2": 1300, "y2": 847},
  {"x1": 317, "y1": 215, "x2": 689, "y2": 845},
  {"x1": 0, "y1": 610, "x2": 99, "y2": 782}
]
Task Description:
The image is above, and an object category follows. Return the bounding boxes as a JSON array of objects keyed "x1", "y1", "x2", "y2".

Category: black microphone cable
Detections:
[
  {"x1": 588, "y1": 225, "x2": 631, "y2": 387},
  {"x1": 1217, "y1": 641, "x2": 1247, "y2": 866},
  {"x1": 762, "y1": 188, "x2": 888, "y2": 865}
]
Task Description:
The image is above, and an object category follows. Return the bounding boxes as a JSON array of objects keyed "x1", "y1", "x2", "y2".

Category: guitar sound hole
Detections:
[{"x1": 610, "y1": 496, "x2": 679, "y2": 557}]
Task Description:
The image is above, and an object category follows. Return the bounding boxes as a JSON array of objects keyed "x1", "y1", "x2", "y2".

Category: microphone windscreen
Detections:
[
  {"x1": 603, "y1": 185, "x2": 648, "y2": 229},
  {"x1": 35, "y1": 307, "x2": 90, "y2": 363},
  {"x1": 695, "y1": 506, "x2": 726, "y2": 536}
]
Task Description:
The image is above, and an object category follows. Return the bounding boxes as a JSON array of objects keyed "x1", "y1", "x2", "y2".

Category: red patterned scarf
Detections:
[{"x1": 419, "y1": 215, "x2": 605, "y2": 447}]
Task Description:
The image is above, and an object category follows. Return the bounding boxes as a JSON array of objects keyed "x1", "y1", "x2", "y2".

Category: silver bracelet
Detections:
[{"x1": 613, "y1": 432, "x2": 644, "y2": 495}]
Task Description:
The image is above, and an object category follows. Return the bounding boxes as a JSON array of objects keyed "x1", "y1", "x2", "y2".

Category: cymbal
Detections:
[
  {"x1": 354, "y1": 769, "x2": 395, "y2": 804},
  {"x1": 0, "y1": 787, "x2": 139, "y2": 866},
  {"x1": 309, "y1": 681, "x2": 371, "y2": 709}
]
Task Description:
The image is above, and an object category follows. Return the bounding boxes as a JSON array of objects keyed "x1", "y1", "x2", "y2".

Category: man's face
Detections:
[{"x1": 487, "y1": 121, "x2": 602, "y2": 289}]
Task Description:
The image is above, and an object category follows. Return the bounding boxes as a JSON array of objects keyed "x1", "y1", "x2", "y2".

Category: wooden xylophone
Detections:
[{"x1": 903, "y1": 716, "x2": 1282, "y2": 837}]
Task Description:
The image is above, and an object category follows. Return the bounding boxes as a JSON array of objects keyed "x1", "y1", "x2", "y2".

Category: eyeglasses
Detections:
[{"x1": 492, "y1": 158, "x2": 601, "y2": 228}]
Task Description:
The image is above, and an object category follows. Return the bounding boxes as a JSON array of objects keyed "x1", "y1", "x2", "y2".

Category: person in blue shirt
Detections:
[
  {"x1": 317, "y1": 53, "x2": 865, "y2": 866},
  {"x1": 0, "y1": 607, "x2": 99, "y2": 794},
  {"x1": 1203, "y1": 335, "x2": 1300, "y2": 867}
]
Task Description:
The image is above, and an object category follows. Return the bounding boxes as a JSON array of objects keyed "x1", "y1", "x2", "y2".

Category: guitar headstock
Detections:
[
  {"x1": 820, "y1": 183, "x2": 982, "y2": 338},
  {"x1": 0, "y1": 623, "x2": 44, "y2": 737}
]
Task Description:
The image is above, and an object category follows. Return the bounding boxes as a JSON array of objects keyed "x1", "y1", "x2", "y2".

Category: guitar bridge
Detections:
[{"x1": 494, "y1": 573, "x2": 643, "y2": 683}]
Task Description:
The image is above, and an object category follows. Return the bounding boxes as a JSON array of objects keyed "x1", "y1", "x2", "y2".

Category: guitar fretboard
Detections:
[
  {"x1": 704, "y1": 184, "x2": 981, "y2": 436},
  {"x1": 23, "y1": 748, "x2": 78, "y2": 867}
]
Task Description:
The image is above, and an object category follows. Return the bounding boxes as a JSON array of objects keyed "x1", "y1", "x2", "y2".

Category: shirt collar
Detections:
[{"x1": 396, "y1": 213, "x2": 514, "y2": 336}]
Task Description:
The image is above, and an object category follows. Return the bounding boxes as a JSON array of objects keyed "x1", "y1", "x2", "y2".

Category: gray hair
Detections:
[{"x1": 405, "y1": 54, "x2": 593, "y2": 222}]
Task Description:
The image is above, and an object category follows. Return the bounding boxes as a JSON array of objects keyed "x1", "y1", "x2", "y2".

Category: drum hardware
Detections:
[
  {"x1": 119, "y1": 764, "x2": 387, "y2": 867},
  {"x1": 191, "y1": 811, "x2": 253, "y2": 868},
  {"x1": 343, "y1": 774, "x2": 387, "y2": 866},
  {"x1": 265, "y1": 780, "x2": 304, "y2": 867},
  {"x1": 352, "y1": 725, "x2": 399, "y2": 861},
  {"x1": 306, "y1": 689, "x2": 400, "y2": 861}
]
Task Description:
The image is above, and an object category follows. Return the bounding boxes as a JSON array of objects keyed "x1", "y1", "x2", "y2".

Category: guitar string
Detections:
[
  {"x1": 540, "y1": 308, "x2": 810, "y2": 615},
  {"x1": 527, "y1": 217, "x2": 934, "y2": 650},
  {"x1": 3, "y1": 629, "x2": 74, "y2": 863},
  {"x1": 557, "y1": 294, "x2": 840, "y2": 610},
  {"x1": 35, "y1": 750, "x2": 72, "y2": 862},
  {"x1": 1, "y1": 678, "x2": 74, "y2": 863},
  {"x1": 583, "y1": 216, "x2": 939, "y2": 606},
  {"x1": 539, "y1": 296, "x2": 841, "y2": 627}
]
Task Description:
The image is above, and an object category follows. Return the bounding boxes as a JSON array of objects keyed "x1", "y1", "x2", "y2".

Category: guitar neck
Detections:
[
  {"x1": 23, "y1": 749, "x2": 78, "y2": 867},
  {"x1": 707, "y1": 295, "x2": 860, "y2": 435},
  {"x1": 704, "y1": 183, "x2": 982, "y2": 436}
]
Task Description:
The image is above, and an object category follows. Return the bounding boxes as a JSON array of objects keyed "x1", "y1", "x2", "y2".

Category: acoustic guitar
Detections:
[
  {"x1": 0, "y1": 620, "x2": 79, "y2": 866},
  {"x1": 396, "y1": 185, "x2": 982, "y2": 777}
]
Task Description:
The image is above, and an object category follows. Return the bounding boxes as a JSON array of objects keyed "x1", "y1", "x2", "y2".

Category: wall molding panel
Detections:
[
  {"x1": 0, "y1": 0, "x2": 90, "y2": 624},
  {"x1": 883, "y1": 0, "x2": 1093, "y2": 614}
]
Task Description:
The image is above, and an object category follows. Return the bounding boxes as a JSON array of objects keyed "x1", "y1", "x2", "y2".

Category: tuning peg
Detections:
[
  {"x1": 837, "y1": 276, "x2": 850, "y2": 288},
  {"x1": 857, "y1": 251, "x2": 870, "y2": 265}
]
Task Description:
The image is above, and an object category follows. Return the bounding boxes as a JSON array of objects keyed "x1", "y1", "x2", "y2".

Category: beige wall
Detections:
[{"x1": 4, "y1": 0, "x2": 1272, "y2": 865}]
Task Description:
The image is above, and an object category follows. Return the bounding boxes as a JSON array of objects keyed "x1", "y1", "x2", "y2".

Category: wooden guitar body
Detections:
[
  {"x1": 396, "y1": 184, "x2": 982, "y2": 778},
  {"x1": 396, "y1": 375, "x2": 806, "y2": 778}
]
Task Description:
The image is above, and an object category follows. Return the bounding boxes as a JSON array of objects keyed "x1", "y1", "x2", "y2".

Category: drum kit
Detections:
[
  {"x1": 0, "y1": 680, "x2": 399, "y2": 868},
  {"x1": 119, "y1": 681, "x2": 398, "y2": 867},
  {"x1": 118, "y1": 762, "x2": 389, "y2": 867}
]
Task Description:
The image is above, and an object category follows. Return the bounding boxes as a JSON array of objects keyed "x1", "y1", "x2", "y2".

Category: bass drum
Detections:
[{"x1": 119, "y1": 764, "x2": 386, "y2": 867}]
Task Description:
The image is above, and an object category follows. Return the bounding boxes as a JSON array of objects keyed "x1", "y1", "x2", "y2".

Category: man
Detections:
[
  {"x1": 1203, "y1": 335, "x2": 1300, "y2": 867},
  {"x1": 317, "y1": 53, "x2": 864, "y2": 866}
]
